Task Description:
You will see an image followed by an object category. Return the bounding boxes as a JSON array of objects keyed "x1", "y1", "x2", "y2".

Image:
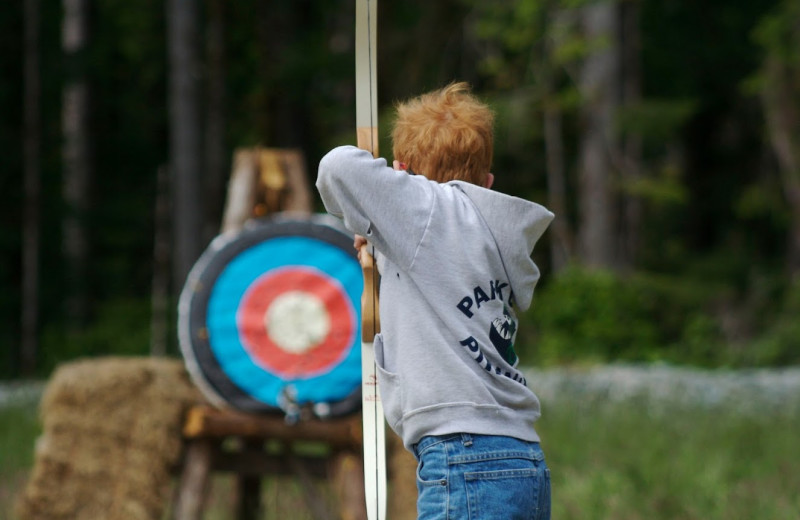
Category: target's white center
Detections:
[{"x1": 265, "y1": 291, "x2": 330, "y2": 354}]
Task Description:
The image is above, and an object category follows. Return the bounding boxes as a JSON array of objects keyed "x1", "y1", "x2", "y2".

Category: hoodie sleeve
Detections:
[{"x1": 316, "y1": 145, "x2": 435, "y2": 270}]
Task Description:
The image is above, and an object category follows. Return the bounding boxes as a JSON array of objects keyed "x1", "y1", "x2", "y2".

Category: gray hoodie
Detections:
[{"x1": 317, "y1": 145, "x2": 554, "y2": 449}]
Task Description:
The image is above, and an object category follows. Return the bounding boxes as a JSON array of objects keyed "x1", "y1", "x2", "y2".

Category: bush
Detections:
[
  {"x1": 518, "y1": 264, "x2": 800, "y2": 368},
  {"x1": 518, "y1": 265, "x2": 727, "y2": 366},
  {"x1": 748, "y1": 280, "x2": 800, "y2": 366},
  {"x1": 520, "y1": 266, "x2": 659, "y2": 364}
]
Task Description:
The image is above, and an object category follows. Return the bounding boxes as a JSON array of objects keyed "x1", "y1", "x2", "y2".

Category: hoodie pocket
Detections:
[{"x1": 372, "y1": 334, "x2": 403, "y2": 429}]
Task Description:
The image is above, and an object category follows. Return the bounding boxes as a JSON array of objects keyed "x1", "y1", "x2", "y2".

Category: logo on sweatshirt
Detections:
[
  {"x1": 455, "y1": 280, "x2": 527, "y2": 386},
  {"x1": 489, "y1": 306, "x2": 518, "y2": 366}
]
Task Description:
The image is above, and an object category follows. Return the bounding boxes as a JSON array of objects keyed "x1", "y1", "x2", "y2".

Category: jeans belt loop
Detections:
[{"x1": 461, "y1": 433, "x2": 473, "y2": 447}]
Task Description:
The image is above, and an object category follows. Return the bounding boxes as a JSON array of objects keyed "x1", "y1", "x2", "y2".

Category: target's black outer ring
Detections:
[{"x1": 178, "y1": 215, "x2": 362, "y2": 417}]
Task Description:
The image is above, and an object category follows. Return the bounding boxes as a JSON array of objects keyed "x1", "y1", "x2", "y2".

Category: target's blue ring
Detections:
[{"x1": 206, "y1": 237, "x2": 362, "y2": 407}]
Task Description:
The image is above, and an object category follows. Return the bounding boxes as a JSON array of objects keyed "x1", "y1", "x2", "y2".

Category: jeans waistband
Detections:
[{"x1": 413, "y1": 432, "x2": 541, "y2": 457}]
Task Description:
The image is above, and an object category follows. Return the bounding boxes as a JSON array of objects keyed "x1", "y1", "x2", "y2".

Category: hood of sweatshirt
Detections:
[{"x1": 451, "y1": 181, "x2": 555, "y2": 312}]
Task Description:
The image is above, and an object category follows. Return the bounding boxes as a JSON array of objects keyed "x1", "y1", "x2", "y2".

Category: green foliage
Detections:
[
  {"x1": 523, "y1": 266, "x2": 661, "y2": 364},
  {"x1": 749, "y1": 281, "x2": 800, "y2": 366},
  {"x1": 734, "y1": 182, "x2": 790, "y2": 226},
  {"x1": 39, "y1": 298, "x2": 153, "y2": 374},
  {"x1": 621, "y1": 169, "x2": 688, "y2": 206},
  {"x1": 520, "y1": 265, "x2": 738, "y2": 367},
  {"x1": 3, "y1": 0, "x2": 800, "y2": 373},
  {"x1": 616, "y1": 99, "x2": 697, "y2": 144},
  {"x1": 752, "y1": 0, "x2": 800, "y2": 62},
  {"x1": 520, "y1": 261, "x2": 800, "y2": 368}
]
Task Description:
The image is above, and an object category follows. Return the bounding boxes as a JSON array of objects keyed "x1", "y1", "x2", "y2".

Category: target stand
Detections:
[
  {"x1": 172, "y1": 404, "x2": 369, "y2": 520},
  {"x1": 174, "y1": 213, "x2": 376, "y2": 520}
]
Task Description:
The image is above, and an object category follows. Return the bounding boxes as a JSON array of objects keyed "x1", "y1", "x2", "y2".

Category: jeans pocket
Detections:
[
  {"x1": 416, "y1": 456, "x2": 448, "y2": 487},
  {"x1": 540, "y1": 468, "x2": 551, "y2": 520},
  {"x1": 464, "y1": 467, "x2": 546, "y2": 520},
  {"x1": 415, "y1": 457, "x2": 449, "y2": 520}
]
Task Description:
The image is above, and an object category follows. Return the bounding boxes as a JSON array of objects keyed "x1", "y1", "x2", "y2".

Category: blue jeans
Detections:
[{"x1": 412, "y1": 433, "x2": 551, "y2": 520}]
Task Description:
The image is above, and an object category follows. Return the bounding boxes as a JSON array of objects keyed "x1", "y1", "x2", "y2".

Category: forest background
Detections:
[{"x1": 3, "y1": 0, "x2": 800, "y2": 379}]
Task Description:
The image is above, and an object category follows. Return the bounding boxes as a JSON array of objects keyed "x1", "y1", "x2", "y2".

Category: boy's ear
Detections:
[{"x1": 484, "y1": 173, "x2": 495, "y2": 189}]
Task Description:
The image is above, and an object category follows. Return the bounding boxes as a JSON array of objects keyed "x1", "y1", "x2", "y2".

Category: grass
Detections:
[
  {"x1": 538, "y1": 401, "x2": 800, "y2": 519},
  {"x1": 1, "y1": 384, "x2": 799, "y2": 519},
  {"x1": 0, "y1": 404, "x2": 40, "y2": 520}
]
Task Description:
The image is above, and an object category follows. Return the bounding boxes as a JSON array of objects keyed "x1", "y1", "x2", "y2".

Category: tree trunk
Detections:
[
  {"x1": 788, "y1": 187, "x2": 800, "y2": 279},
  {"x1": 541, "y1": 11, "x2": 574, "y2": 273},
  {"x1": 21, "y1": 0, "x2": 41, "y2": 375},
  {"x1": 204, "y1": 0, "x2": 227, "y2": 241},
  {"x1": 62, "y1": 0, "x2": 91, "y2": 329},
  {"x1": 762, "y1": 55, "x2": 800, "y2": 279},
  {"x1": 256, "y1": 0, "x2": 306, "y2": 148},
  {"x1": 618, "y1": 0, "x2": 642, "y2": 270},
  {"x1": 168, "y1": 0, "x2": 204, "y2": 289},
  {"x1": 150, "y1": 166, "x2": 171, "y2": 357},
  {"x1": 577, "y1": 1, "x2": 621, "y2": 270},
  {"x1": 544, "y1": 106, "x2": 572, "y2": 272}
]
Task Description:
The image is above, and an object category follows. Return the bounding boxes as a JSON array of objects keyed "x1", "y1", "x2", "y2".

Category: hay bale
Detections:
[{"x1": 16, "y1": 357, "x2": 205, "y2": 520}]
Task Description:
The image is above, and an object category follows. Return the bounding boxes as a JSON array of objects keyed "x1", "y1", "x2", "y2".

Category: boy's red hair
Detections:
[{"x1": 392, "y1": 82, "x2": 494, "y2": 186}]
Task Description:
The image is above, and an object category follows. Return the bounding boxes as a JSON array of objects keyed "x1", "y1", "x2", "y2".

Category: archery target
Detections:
[{"x1": 178, "y1": 216, "x2": 363, "y2": 417}]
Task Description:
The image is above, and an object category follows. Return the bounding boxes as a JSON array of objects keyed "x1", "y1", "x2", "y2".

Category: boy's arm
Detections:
[{"x1": 317, "y1": 145, "x2": 434, "y2": 270}]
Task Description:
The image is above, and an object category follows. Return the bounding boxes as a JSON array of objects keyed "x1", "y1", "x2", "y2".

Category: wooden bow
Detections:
[{"x1": 355, "y1": 0, "x2": 386, "y2": 519}]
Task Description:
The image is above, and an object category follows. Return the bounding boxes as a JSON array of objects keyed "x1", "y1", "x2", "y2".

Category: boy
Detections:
[{"x1": 316, "y1": 82, "x2": 553, "y2": 519}]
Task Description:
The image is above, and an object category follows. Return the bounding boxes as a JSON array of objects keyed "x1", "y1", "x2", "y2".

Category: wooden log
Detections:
[
  {"x1": 183, "y1": 405, "x2": 362, "y2": 447},
  {"x1": 214, "y1": 450, "x2": 330, "y2": 478}
]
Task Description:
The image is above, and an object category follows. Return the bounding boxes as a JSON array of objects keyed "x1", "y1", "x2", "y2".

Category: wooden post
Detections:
[
  {"x1": 221, "y1": 149, "x2": 259, "y2": 234},
  {"x1": 275, "y1": 148, "x2": 312, "y2": 214},
  {"x1": 288, "y1": 454, "x2": 336, "y2": 520},
  {"x1": 173, "y1": 439, "x2": 213, "y2": 520},
  {"x1": 220, "y1": 147, "x2": 313, "y2": 235},
  {"x1": 330, "y1": 451, "x2": 367, "y2": 520},
  {"x1": 236, "y1": 438, "x2": 263, "y2": 520}
]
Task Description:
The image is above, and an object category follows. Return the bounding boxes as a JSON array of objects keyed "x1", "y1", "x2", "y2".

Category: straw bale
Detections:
[{"x1": 16, "y1": 356, "x2": 205, "y2": 520}]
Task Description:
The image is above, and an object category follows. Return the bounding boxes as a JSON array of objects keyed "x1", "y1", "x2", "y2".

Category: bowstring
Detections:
[{"x1": 366, "y1": 0, "x2": 381, "y2": 515}]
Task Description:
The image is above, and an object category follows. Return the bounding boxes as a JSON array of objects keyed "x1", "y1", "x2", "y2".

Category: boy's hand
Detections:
[{"x1": 354, "y1": 234, "x2": 367, "y2": 261}]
